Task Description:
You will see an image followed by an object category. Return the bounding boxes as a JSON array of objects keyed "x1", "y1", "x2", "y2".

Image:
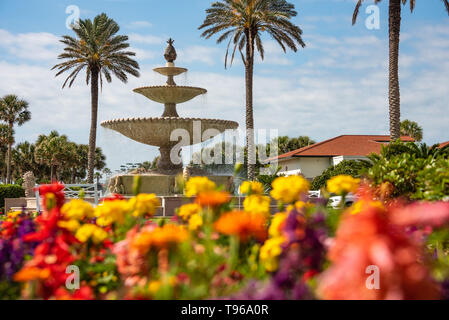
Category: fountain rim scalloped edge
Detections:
[
  {"x1": 133, "y1": 85, "x2": 208, "y2": 94},
  {"x1": 100, "y1": 117, "x2": 239, "y2": 126},
  {"x1": 153, "y1": 66, "x2": 188, "y2": 76}
]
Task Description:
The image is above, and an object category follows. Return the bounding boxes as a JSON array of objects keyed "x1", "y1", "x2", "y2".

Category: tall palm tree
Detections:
[
  {"x1": 52, "y1": 13, "x2": 140, "y2": 183},
  {"x1": 352, "y1": 0, "x2": 449, "y2": 141},
  {"x1": 400, "y1": 119, "x2": 423, "y2": 142},
  {"x1": 199, "y1": 0, "x2": 305, "y2": 180},
  {"x1": 0, "y1": 95, "x2": 31, "y2": 184},
  {"x1": 0, "y1": 124, "x2": 12, "y2": 183}
]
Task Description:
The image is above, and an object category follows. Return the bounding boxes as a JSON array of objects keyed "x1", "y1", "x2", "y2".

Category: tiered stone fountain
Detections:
[{"x1": 101, "y1": 39, "x2": 239, "y2": 196}]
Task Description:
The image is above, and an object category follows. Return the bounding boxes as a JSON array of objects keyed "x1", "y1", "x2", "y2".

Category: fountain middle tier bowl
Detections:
[
  {"x1": 133, "y1": 86, "x2": 207, "y2": 104},
  {"x1": 101, "y1": 117, "x2": 239, "y2": 147},
  {"x1": 153, "y1": 66, "x2": 188, "y2": 77}
]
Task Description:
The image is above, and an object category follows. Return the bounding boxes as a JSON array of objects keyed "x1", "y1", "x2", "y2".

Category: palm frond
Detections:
[{"x1": 53, "y1": 13, "x2": 140, "y2": 88}]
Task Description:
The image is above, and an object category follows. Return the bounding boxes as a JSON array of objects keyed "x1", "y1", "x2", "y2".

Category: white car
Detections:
[
  {"x1": 328, "y1": 193, "x2": 358, "y2": 209},
  {"x1": 308, "y1": 190, "x2": 321, "y2": 199}
]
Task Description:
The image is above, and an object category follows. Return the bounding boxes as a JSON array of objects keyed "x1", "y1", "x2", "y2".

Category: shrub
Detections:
[
  {"x1": 367, "y1": 153, "x2": 429, "y2": 198},
  {"x1": 0, "y1": 184, "x2": 25, "y2": 212},
  {"x1": 414, "y1": 158, "x2": 449, "y2": 201},
  {"x1": 365, "y1": 141, "x2": 449, "y2": 200},
  {"x1": 311, "y1": 160, "x2": 371, "y2": 191}
]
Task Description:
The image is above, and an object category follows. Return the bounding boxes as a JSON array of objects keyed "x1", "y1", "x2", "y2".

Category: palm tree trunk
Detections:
[
  {"x1": 245, "y1": 31, "x2": 256, "y2": 181},
  {"x1": 389, "y1": 0, "x2": 401, "y2": 141},
  {"x1": 50, "y1": 165, "x2": 55, "y2": 182},
  {"x1": 6, "y1": 122, "x2": 13, "y2": 184},
  {"x1": 87, "y1": 68, "x2": 99, "y2": 184}
]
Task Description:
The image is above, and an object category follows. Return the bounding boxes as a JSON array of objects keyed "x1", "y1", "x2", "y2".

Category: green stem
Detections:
[{"x1": 228, "y1": 235, "x2": 240, "y2": 274}]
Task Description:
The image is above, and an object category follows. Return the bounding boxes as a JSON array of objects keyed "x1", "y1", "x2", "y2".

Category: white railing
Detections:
[{"x1": 36, "y1": 184, "x2": 100, "y2": 212}]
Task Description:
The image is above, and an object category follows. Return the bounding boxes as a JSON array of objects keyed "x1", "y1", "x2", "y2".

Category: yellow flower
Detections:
[
  {"x1": 268, "y1": 212, "x2": 287, "y2": 238},
  {"x1": 92, "y1": 226, "x2": 108, "y2": 243},
  {"x1": 128, "y1": 194, "x2": 160, "y2": 218},
  {"x1": 326, "y1": 175, "x2": 360, "y2": 195},
  {"x1": 349, "y1": 200, "x2": 384, "y2": 215},
  {"x1": 7, "y1": 211, "x2": 21, "y2": 219},
  {"x1": 148, "y1": 280, "x2": 161, "y2": 294},
  {"x1": 294, "y1": 201, "x2": 314, "y2": 211},
  {"x1": 95, "y1": 200, "x2": 130, "y2": 226},
  {"x1": 270, "y1": 176, "x2": 310, "y2": 204},
  {"x1": 188, "y1": 213, "x2": 203, "y2": 231},
  {"x1": 259, "y1": 236, "x2": 286, "y2": 272},
  {"x1": 75, "y1": 224, "x2": 108, "y2": 244},
  {"x1": 61, "y1": 199, "x2": 95, "y2": 221},
  {"x1": 58, "y1": 219, "x2": 81, "y2": 232},
  {"x1": 243, "y1": 194, "x2": 271, "y2": 216},
  {"x1": 184, "y1": 177, "x2": 216, "y2": 197},
  {"x1": 239, "y1": 181, "x2": 264, "y2": 195},
  {"x1": 178, "y1": 203, "x2": 201, "y2": 221}
]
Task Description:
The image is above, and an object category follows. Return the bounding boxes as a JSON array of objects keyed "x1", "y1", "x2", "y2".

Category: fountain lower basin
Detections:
[{"x1": 101, "y1": 117, "x2": 238, "y2": 147}]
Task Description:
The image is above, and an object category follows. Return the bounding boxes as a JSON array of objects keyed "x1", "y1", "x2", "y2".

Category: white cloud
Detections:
[
  {"x1": 0, "y1": 29, "x2": 61, "y2": 61},
  {"x1": 178, "y1": 46, "x2": 221, "y2": 66},
  {"x1": 127, "y1": 21, "x2": 152, "y2": 29}
]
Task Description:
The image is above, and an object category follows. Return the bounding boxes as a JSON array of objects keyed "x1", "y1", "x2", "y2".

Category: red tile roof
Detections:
[
  {"x1": 270, "y1": 135, "x2": 415, "y2": 162},
  {"x1": 439, "y1": 141, "x2": 449, "y2": 149}
]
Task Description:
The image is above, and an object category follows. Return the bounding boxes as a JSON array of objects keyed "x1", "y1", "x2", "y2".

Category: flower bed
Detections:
[{"x1": 1, "y1": 174, "x2": 449, "y2": 300}]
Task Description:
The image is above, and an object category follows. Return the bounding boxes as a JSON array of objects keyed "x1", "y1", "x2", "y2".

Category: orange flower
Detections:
[
  {"x1": 150, "y1": 224, "x2": 188, "y2": 248},
  {"x1": 195, "y1": 191, "x2": 231, "y2": 207},
  {"x1": 13, "y1": 267, "x2": 51, "y2": 282},
  {"x1": 133, "y1": 224, "x2": 188, "y2": 253},
  {"x1": 214, "y1": 211, "x2": 267, "y2": 242},
  {"x1": 317, "y1": 188, "x2": 440, "y2": 300}
]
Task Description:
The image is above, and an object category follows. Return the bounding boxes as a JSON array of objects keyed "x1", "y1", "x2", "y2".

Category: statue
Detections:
[
  {"x1": 108, "y1": 176, "x2": 125, "y2": 195},
  {"x1": 164, "y1": 38, "x2": 177, "y2": 63},
  {"x1": 183, "y1": 165, "x2": 192, "y2": 182},
  {"x1": 22, "y1": 171, "x2": 36, "y2": 198}
]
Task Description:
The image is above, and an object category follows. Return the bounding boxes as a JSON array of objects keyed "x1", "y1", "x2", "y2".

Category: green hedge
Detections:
[{"x1": 0, "y1": 184, "x2": 25, "y2": 213}]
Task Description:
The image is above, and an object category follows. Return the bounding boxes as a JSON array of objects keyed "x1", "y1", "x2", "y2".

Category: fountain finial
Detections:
[{"x1": 164, "y1": 38, "x2": 177, "y2": 63}]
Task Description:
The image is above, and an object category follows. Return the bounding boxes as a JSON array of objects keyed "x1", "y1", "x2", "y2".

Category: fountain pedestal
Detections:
[{"x1": 102, "y1": 39, "x2": 239, "y2": 196}]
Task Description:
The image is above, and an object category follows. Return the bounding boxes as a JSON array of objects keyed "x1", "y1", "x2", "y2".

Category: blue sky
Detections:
[{"x1": 0, "y1": 0, "x2": 448, "y2": 172}]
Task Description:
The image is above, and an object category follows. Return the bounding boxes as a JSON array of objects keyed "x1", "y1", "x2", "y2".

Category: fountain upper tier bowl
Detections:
[
  {"x1": 153, "y1": 66, "x2": 188, "y2": 77},
  {"x1": 133, "y1": 86, "x2": 207, "y2": 104},
  {"x1": 101, "y1": 117, "x2": 238, "y2": 147}
]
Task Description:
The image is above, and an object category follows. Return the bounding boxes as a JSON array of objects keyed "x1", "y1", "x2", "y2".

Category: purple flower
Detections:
[{"x1": 0, "y1": 217, "x2": 36, "y2": 281}]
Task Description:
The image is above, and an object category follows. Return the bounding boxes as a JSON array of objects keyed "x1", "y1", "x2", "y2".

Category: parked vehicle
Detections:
[{"x1": 328, "y1": 193, "x2": 358, "y2": 209}]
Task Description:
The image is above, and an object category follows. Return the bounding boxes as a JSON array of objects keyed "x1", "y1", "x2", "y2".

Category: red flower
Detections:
[
  {"x1": 303, "y1": 270, "x2": 319, "y2": 282},
  {"x1": 391, "y1": 202, "x2": 449, "y2": 228},
  {"x1": 35, "y1": 182, "x2": 65, "y2": 210},
  {"x1": 101, "y1": 194, "x2": 125, "y2": 202},
  {"x1": 54, "y1": 286, "x2": 94, "y2": 300}
]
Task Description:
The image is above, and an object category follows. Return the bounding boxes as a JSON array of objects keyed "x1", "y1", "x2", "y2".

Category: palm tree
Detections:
[
  {"x1": 34, "y1": 131, "x2": 73, "y2": 181},
  {"x1": 400, "y1": 119, "x2": 423, "y2": 142},
  {"x1": 0, "y1": 124, "x2": 12, "y2": 183},
  {"x1": 0, "y1": 95, "x2": 31, "y2": 184},
  {"x1": 270, "y1": 135, "x2": 315, "y2": 154},
  {"x1": 12, "y1": 141, "x2": 37, "y2": 178},
  {"x1": 352, "y1": 0, "x2": 449, "y2": 140},
  {"x1": 94, "y1": 171, "x2": 103, "y2": 185},
  {"x1": 102, "y1": 167, "x2": 112, "y2": 177},
  {"x1": 199, "y1": 0, "x2": 305, "y2": 180},
  {"x1": 52, "y1": 13, "x2": 140, "y2": 183}
]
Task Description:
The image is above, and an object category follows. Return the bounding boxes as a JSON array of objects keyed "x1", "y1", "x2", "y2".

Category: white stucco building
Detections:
[{"x1": 268, "y1": 135, "x2": 414, "y2": 180}]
